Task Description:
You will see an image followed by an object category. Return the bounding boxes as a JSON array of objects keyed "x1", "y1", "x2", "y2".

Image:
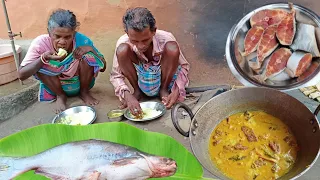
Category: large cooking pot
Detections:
[
  {"x1": 172, "y1": 87, "x2": 320, "y2": 180},
  {"x1": 225, "y1": 3, "x2": 320, "y2": 91}
]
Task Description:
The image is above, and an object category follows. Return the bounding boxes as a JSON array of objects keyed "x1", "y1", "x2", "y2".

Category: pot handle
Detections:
[
  {"x1": 314, "y1": 104, "x2": 320, "y2": 116},
  {"x1": 171, "y1": 102, "x2": 194, "y2": 137}
]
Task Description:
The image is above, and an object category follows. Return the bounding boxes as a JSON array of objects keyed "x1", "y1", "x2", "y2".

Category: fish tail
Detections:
[{"x1": 0, "y1": 157, "x2": 25, "y2": 180}]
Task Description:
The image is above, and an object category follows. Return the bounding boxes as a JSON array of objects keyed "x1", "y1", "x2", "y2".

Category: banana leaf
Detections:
[{"x1": 0, "y1": 122, "x2": 211, "y2": 180}]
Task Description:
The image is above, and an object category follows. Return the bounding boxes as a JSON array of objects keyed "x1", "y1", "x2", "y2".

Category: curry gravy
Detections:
[{"x1": 209, "y1": 111, "x2": 298, "y2": 180}]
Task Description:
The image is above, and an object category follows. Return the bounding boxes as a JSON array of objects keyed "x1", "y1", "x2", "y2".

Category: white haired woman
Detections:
[{"x1": 18, "y1": 9, "x2": 106, "y2": 113}]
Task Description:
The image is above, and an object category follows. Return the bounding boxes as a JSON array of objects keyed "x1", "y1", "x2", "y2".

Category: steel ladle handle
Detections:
[{"x1": 171, "y1": 102, "x2": 194, "y2": 137}]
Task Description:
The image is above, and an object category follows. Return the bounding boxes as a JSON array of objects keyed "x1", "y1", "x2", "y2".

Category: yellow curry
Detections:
[{"x1": 209, "y1": 111, "x2": 298, "y2": 180}]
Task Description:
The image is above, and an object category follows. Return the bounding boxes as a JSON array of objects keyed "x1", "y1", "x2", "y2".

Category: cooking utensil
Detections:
[
  {"x1": 124, "y1": 101, "x2": 166, "y2": 122},
  {"x1": 52, "y1": 106, "x2": 97, "y2": 125},
  {"x1": 107, "y1": 109, "x2": 125, "y2": 121},
  {"x1": 225, "y1": 3, "x2": 320, "y2": 91},
  {"x1": 172, "y1": 87, "x2": 320, "y2": 180}
]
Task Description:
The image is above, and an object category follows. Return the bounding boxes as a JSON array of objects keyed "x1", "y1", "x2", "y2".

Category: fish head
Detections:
[{"x1": 143, "y1": 155, "x2": 177, "y2": 178}]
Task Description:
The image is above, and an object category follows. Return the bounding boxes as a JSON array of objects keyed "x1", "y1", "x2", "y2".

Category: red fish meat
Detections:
[
  {"x1": 298, "y1": 61, "x2": 320, "y2": 81},
  {"x1": 250, "y1": 9, "x2": 288, "y2": 29},
  {"x1": 285, "y1": 51, "x2": 312, "y2": 78},
  {"x1": 256, "y1": 25, "x2": 279, "y2": 69},
  {"x1": 242, "y1": 26, "x2": 264, "y2": 56},
  {"x1": 266, "y1": 48, "x2": 292, "y2": 78},
  {"x1": 276, "y1": 3, "x2": 296, "y2": 45}
]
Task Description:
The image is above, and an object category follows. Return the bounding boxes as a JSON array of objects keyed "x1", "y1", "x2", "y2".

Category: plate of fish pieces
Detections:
[{"x1": 226, "y1": 2, "x2": 320, "y2": 91}]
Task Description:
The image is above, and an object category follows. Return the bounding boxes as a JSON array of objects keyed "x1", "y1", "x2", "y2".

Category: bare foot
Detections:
[
  {"x1": 54, "y1": 95, "x2": 67, "y2": 114},
  {"x1": 80, "y1": 91, "x2": 99, "y2": 106},
  {"x1": 161, "y1": 88, "x2": 179, "y2": 109},
  {"x1": 160, "y1": 88, "x2": 170, "y2": 100}
]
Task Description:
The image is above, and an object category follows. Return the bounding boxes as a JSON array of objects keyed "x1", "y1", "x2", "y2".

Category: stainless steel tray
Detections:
[{"x1": 226, "y1": 3, "x2": 320, "y2": 91}]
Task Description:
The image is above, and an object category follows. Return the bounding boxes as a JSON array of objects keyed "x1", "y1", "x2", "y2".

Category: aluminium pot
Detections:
[{"x1": 172, "y1": 87, "x2": 320, "y2": 180}]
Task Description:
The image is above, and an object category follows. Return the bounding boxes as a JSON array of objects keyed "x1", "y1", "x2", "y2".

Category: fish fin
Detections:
[
  {"x1": 78, "y1": 171, "x2": 101, "y2": 180},
  {"x1": 112, "y1": 157, "x2": 138, "y2": 166},
  {"x1": 34, "y1": 168, "x2": 68, "y2": 180}
]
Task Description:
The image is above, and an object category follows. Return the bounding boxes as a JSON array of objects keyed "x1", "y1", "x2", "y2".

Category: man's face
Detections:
[
  {"x1": 127, "y1": 28, "x2": 156, "y2": 52},
  {"x1": 49, "y1": 27, "x2": 75, "y2": 52}
]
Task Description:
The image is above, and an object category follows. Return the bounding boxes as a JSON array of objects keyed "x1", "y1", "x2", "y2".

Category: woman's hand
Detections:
[
  {"x1": 73, "y1": 46, "x2": 93, "y2": 59},
  {"x1": 73, "y1": 46, "x2": 106, "y2": 72},
  {"x1": 100, "y1": 59, "x2": 107, "y2": 72},
  {"x1": 43, "y1": 50, "x2": 66, "y2": 61}
]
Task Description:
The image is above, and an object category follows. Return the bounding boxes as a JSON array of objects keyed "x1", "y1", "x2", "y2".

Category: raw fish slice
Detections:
[
  {"x1": 269, "y1": 71, "x2": 291, "y2": 81},
  {"x1": 265, "y1": 48, "x2": 292, "y2": 78},
  {"x1": 291, "y1": 23, "x2": 320, "y2": 57},
  {"x1": 297, "y1": 61, "x2": 320, "y2": 81},
  {"x1": 256, "y1": 25, "x2": 279, "y2": 69},
  {"x1": 253, "y1": 48, "x2": 292, "y2": 82},
  {"x1": 241, "y1": 26, "x2": 264, "y2": 56},
  {"x1": 276, "y1": 3, "x2": 296, "y2": 45},
  {"x1": 250, "y1": 9, "x2": 288, "y2": 29},
  {"x1": 285, "y1": 51, "x2": 313, "y2": 78},
  {"x1": 250, "y1": 52, "x2": 270, "y2": 75}
]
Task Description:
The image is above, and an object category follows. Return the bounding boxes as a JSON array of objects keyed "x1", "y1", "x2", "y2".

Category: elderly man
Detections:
[{"x1": 110, "y1": 7, "x2": 190, "y2": 116}]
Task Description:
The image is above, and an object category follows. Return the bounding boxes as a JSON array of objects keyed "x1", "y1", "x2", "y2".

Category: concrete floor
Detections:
[{"x1": 1, "y1": 0, "x2": 320, "y2": 179}]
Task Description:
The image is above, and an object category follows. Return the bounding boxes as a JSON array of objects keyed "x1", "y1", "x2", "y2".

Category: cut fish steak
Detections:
[
  {"x1": 253, "y1": 48, "x2": 292, "y2": 82},
  {"x1": 276, "y1": 3, "x2": 296, "y2": 45},
  {"x1": 298, "y1": 61, "x2": 320, "y2": 81},
  {"x1": 285, "y1": 51, "x2": 313, "y2": 78},
  {"x1": 256, "y1": 25, "x2": 279, "y2": 69},
  {"x1": 250, "y1": 9, "x2": 288, "y2": 29},
  {"x1": 241, "y1": 26, "x2": 264, "y2": 56},
  {"x1": 265, "y1": 48, "x2": 292, "y2": 78}
]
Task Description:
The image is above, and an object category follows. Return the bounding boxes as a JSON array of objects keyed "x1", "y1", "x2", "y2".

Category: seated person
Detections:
[
  {"x1": 18, "y1": 9, "x2": 106, "y2": 113},
  {"x1": 110, "y1": 7, "x2": 190, "y2": 116}
]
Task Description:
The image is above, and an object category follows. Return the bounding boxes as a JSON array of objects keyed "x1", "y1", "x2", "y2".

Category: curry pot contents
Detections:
[{"x1": 209, "y1": 111, "x2": 298, "y2": 180}]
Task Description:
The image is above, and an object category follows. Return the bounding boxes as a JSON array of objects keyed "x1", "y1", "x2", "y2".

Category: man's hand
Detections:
[
  {"x1": 124, "y1": 91, "x2": 142, "y2": 116},
  {"x1": 43, "y1": 50, "x2": 66, "y2": 61},
  {"x1": 73, "y1": 46, "x2": 92, "y2": 59},
  {"x1": 162, "y1": 88, "x2": 179, "y2": 109}
]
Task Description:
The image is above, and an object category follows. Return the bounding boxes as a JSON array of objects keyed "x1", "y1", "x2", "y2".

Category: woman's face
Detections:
[{"x1": 49, "y1": 27, "x2": 75, "y2": 52}]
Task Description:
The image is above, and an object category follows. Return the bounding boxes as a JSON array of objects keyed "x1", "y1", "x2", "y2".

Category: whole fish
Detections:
[{"x1": 0, "y1": 139, "x2": 177, "y2": 180}]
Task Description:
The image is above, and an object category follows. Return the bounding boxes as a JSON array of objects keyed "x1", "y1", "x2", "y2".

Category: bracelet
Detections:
[{"x1": 40, "y1": 54, "x2": 49, "y2": 64}]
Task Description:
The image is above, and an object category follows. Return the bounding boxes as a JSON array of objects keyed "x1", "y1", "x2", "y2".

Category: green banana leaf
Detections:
[{"x1": 0, "y1": 122, "x2": 211, "y2": 180}]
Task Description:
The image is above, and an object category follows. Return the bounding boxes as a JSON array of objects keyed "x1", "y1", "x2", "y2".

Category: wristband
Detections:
[{"x1": 40, "y1": 54, "x2": 50, "y2": 64}]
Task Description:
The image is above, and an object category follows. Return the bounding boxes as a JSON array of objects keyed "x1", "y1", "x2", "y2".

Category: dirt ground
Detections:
[{"x1": 0, "y1": 0, "x2": 241, "y2": 86}]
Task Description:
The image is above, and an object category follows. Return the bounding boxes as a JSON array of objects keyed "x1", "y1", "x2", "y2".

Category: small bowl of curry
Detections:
[{"x1": 107, "y1": 109, "x2": 125, "y2": 121}]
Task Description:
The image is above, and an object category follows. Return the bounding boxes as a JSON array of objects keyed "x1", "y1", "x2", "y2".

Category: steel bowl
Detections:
[
  {"x1": 124, "y1": 101, "x2": 166, "y2": 122},
  {"x1": 52, "y1": 106, "x2": 97, "y2": 125},
  {"x1": 107, "y1": 109, "x2": 125, "y2": 121},
  {"x1": 225, "y1": 3, "x2": 320, "y2": 91}
]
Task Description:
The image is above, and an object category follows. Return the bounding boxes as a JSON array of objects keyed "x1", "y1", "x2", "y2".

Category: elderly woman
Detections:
[{"x1": 18, "y1": 9, "x2": 106, "y2": 113}]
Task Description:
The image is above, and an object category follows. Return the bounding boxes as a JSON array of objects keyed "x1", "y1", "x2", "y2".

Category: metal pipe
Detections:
[{"x1": 1, "y1": 0, "x2": 23, "y2": 85}]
